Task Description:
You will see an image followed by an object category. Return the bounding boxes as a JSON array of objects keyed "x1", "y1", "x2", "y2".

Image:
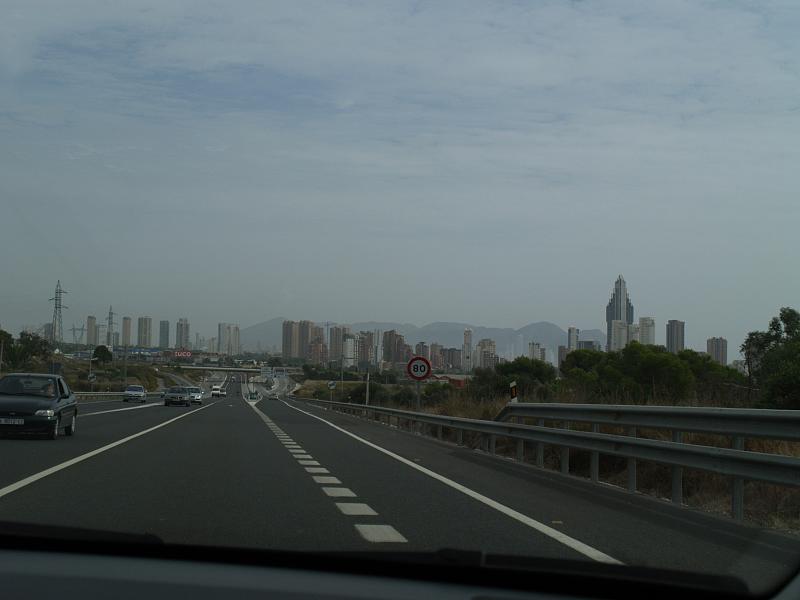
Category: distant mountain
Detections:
[
  {"x1": 240, "y1": 317, "x2": 285, "y2": 352},
  {"x1": 241, "y1": 317, "x2": 606, "y2": 358}
]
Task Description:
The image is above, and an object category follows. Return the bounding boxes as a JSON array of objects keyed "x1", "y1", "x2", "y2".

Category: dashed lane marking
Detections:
[
  {"x1": 354, "y1": 524, "x2": 408, "y2": 543},
  {"x1": 336, "y1": 503, "x2": 378, "y2": 516}
]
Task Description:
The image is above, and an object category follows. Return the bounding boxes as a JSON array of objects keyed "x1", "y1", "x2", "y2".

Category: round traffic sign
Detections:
[
  {"x1": 327, "y1": 381, "x2": 337, "y2": 390},
  {"x1": 406, "y1": 356, "x2": 432, "y2": 381}
]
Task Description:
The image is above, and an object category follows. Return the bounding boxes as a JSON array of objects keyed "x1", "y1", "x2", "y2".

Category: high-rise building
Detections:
[
  {"x1": 281, "y1": 320, "x2": 299, "y2": 359},
  {"x1": 462, "y1": 328, "x2": 473, "y2": 372},
  {"x1": 666, "y1": 320, "x2": 685, "y2": 354},
  {"x1": 414, "y1": 342, "x2": 430, "y2": 359},
  {"x1": 159, "y1": 320, "x2": 170, "y2": 349},
  {"x1": 558, "y1": 345, "x2": 568, "y2": 370},
  {"x1": 121, "y1": 317, "x2": 132, "y2": 347},
  {"x1": 112, "y1": 332, "x2": 120, "y2": 347},
  {"x1": 298, "y1": 320, "x2": 314, "y2": 359},
  {"x1": 529, "y1": 341, "x2": 545, "y2": 361},
  {"x1": 208, "y1": 337, "x2": 217, "y2": 353},
  {"x1": 475, "y1": 339, "x2": 497, "y2": 369},
  {"x1": 441, "y1": 348, "x2": 462, "y2": 370},
  {"x1": 605, "y1": 275, "x2": 634, "y2": 351},
  {"x1": 329, "y1": 325, "x2": 349, "y2": 363},
  {"x1": 382, "y1": 330, "x2": 406, "y2": 364},
  {"x1": 610, "y1": 320, "x2": 629, "y2": 352},
  {"x1": 707, "y1": 337, "x2": 727, "y2": 365},
  {"x1": 176, "y1": 318, "x2": 190, "y2": 349},
  {"x1": 217, "y1": 323, "x2": 240, "y2": 356},
  {"x1": 106, "y1": 306, "x2": 115, "y2": 347},
  {"x1": 577, "y1": 340, "x2": 601, "y2": 351},
  {"x1": 357, "y1": 331, "x2": 375, "y2": 365},
  {"x1": 430, "y1": 343, "x2": 444, "y2": 369},
  {"x1": 567, "y1": 327, "x2": 579, "y2": 352},
  {"x1": 639, "y1": 317, "x2": 656, "y2": 345},
  {"x1": 86, "y1": 316, "x2": 97, "y2": 346},
  {"x1": 342, "y1": 334, "x2": 358, "y2": 368},
  {"x1": 137, "y1": 317, "x2": 152, "y2": 348},
  {"x1": 627, "y1": 323, "x2": 640, "y2": 344}
]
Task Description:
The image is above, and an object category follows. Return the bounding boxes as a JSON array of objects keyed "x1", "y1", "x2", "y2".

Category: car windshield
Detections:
[
  {"x1": 1, "y1": 2, "x2": 799, "y2": 597},
  {"x1": 0, "y1": 376, "x2": 56, "y2": 398}
]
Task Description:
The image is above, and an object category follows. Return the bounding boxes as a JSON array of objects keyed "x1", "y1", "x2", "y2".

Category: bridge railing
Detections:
[{"x1": 290, "y1": 396, "x2": 800, "y2": 521}]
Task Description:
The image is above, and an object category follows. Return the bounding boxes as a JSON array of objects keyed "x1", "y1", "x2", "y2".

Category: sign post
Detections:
[
  {"x1": 327, "y1": 380, "x2": 336, "y2": 403},
  {"x1": 510, "y1": 380, "x2": 518, "y2": 403},
  {"x1": 406, "y1": 356, "x2": 432, "y2": 410}
]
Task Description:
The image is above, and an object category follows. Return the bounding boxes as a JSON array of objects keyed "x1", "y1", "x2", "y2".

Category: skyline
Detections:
[{"x1": 2, "y1": 2, "x2": 798, "y2": 356}]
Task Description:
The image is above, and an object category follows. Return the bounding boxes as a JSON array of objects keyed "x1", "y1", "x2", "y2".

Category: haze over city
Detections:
[{"x1": 2, "y1": 2, "x2": 798, "y2": 353}]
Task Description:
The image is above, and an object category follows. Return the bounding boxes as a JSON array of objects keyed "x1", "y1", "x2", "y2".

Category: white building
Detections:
[
  {"x1": 567, "y1": 327, "x2": 579, "y2": 352},
  {"x1": 610, "y1": 320, "x2": 629, "y2": 352},
  {"x1": 639, "y1": 317, "x2": 656, "y2": 345}
]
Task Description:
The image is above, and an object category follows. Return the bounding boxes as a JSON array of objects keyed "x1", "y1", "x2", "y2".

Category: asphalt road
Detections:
[{"x1": 1, "y1": 378, "x2": 798, "y2": 594}]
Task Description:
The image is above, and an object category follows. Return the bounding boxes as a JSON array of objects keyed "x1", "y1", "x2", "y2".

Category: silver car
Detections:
[
  {"x1": 123, "y1": 385, "x2": 147, "y2": 403},
  {"x1": 163, "y1": 386, "x2": 191, "y2": 407},
  {"x1": 187, "y1": 387, "x2": 203, "y2": 405}
]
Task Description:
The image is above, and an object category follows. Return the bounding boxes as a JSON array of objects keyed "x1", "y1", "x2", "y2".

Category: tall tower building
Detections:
[
  {"x1": 176, "y1": 318, "x2": 190, "y2": 349},
  {"x1": 159, "y1": 320, "x2": 170, "y2": 349},
  {"x1": 137, "y1": 317, "x2": 153, "y2": 348},
  {"x1": 639, "y1": 317, "x2": 656, "y2": 345},
  {"x1": 298, "y1": 320, "x2": 314, "y2": 359},
  {"x1": 86, "y1": 315, "x2": 97, "y2": 346},
  {"x1": 328, "y1": 325, "x2": 349, "y2": 363},
  {"x1": 463, "y1": 328, "x2": 473, "y2": 372},
  {"x1": 610, "y1": 320, "x2": 629, "y2": 352},
  {"x1": 567, "y1": 327, "x2": 579, "y2": 352},
  {"x1": 121, "y1": 317, "x2": 132, "y2": 347},
  {"x1": 666, "y1": 320, "x2": 685, "y2": 354},
  {"x1": 707, "y1": 337, "x2": 728, "y2": 365},
  {"x1": 105, "y1": 306, "x2": 115, "y2": 347},
  {"x1": 282, "y1": 321, "x2": 298, "y2": 360},
  {"x1": 605, "y1": 275, "x2": 634, "y2": 351}
]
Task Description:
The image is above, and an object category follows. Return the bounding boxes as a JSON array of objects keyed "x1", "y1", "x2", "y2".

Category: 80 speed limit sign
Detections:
[{"x1": 406, "y1": 356, "x2": 432, "y2": 381}]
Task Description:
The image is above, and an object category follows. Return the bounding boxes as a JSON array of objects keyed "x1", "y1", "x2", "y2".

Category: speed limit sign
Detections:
[{"x1": 406, "y1": 356, "x2": 431, "y2": 381}]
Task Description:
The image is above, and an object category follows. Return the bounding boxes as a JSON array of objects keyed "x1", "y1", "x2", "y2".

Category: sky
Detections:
[{"x1": 1, "y1": 1, "x2": 799, "y2": 353}]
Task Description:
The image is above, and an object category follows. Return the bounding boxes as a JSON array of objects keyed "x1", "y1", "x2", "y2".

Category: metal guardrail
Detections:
[
  {"x1": 75, "y1": 392, "x2": 163, "y2": 402},
  {"x1": 292, "y1": 397, "x2": 800, "y2": 522}
]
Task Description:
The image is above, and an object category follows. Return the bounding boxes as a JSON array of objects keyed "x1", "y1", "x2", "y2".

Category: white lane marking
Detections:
[
  {"x1": 305, "y1": 467, "x2": 329, "y2": 474},
  {"x1": 288, "y1": 449, "x2": 306, "y2": 454},
  {"x1": 282, "y1": 400, "x2": 621, "y2": 565},
  {"x1": 0, "y1": 401, "x2": 219, "y2": 501},
  {"x1": 322, "y1": 487, "x2": 357, "y2": 497},
  {"x1": 298, "y1": 460, "x2": 320, "y2": 466},
  {"x1": 81, "y1": 403, "x2": 161, "y2": 416},
  {"x1": 312, "y1": 476, "x2": 341, "y2": 484},
  {"x1": 354, "y1": 524, "x2": 407, "y2": 543},
  {"x1": 336, "y1": 503, "x2": 378, "y2": 516},
  {"x1": 294, "y1": 454, "x2": 313, "y2": 459}
]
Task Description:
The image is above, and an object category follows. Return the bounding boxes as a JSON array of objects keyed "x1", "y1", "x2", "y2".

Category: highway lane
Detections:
[{"x1": 0, "y1": 380, "x2": 797, "y2": 593}]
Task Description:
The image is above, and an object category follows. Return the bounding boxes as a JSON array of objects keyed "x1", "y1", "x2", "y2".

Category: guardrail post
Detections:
[
  {"x1": 437, "y1": 425, "x2": 443, "y2": 440},
  {"x1": 590, "y1": 424, "x2": 599, "y2": 482},
  {"x1": 732, "y1": 436, "x2": 745, "y2": 520},
  {"x1": 671, "y1": 431, "x2": 683, "y2": 505},
  {"x1": 536, "y1": 419, "x2": 544, "y2": 468},
  {"x1": 457, "y1": 429, "x2": 463, "y2": 446},
  {"x1": 627, "y1": 427, "x2": 637, "y2": 493},
  {"x1": 516, "y1": 438, "x2": 524, "y2": 461},
  {"x1": 489, "y1": 434, "x2": 496, "y2": 454},
  {"x1": 560, "y1": 420, "x2": 570, "y2": 474}
]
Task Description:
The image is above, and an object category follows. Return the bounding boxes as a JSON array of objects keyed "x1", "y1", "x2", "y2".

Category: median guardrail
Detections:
[
  {"x1": 291, "y1": 397, "x2": 800, "y2": 522},
  {"x1": 75, "y1": 392, "x2": 163, "y2": 403}
]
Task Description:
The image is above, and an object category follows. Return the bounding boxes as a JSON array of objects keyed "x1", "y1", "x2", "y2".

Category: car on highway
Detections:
[
  {"x1": 0, "y1": 373, "x2": 78, "y2": 439},
  {"x1": 163, "y1": 386, "x2": 191, "y2": 407},
  {"x1": 123, "y1": 385, "x2": 147, "y2": 403},
  {"x1": 211, "y1": 385, "x2": 222, "y2": 398},
  {"x1": 188, "y1": 387, "x2": 203, "y2": 404}
]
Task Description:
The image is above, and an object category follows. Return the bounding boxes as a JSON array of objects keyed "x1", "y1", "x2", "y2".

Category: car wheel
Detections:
[
  {"x1": 48, "y1": 416, "x2": 60, "y2": 440},
  {"x1": 65, "y1": 413, "x2": 77, "y2": 436}
]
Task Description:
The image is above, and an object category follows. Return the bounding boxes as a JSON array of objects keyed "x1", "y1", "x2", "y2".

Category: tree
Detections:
[
  {"x1": 742, "y1": 307, "x2": 800, "y2": 408},
  {"x1": 93, "y1": 345, "x2": 113, "y2": 364},
  {"x1": 267, "y1": 356, "x2": 283, "y2": 367}
]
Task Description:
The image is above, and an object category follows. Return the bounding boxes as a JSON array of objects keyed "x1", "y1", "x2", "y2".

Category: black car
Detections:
[{"x1": 0, "y1": 373, "x2": 78, "y2": 439}]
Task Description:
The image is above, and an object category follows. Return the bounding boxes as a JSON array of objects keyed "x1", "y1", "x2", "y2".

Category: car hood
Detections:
[{"x1": 0, "y1": 396, "x2": 55, "y2": 414}]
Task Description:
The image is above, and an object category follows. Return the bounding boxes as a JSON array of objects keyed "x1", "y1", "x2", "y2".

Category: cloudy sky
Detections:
[{"x1": 1, "y1": 0, "x2": 798, "y2": 352}]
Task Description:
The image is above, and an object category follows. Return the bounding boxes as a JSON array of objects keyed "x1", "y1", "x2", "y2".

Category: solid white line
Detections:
[
  {"x1": 82, "y1": 403, "x2": 161, "y2": 416},
  {"x1": 0, "y1": 401, "x2": 219, "y2": 501},
  {"x1": 282, "y1": 400, "x2": 621, "y2": 565},
  {"x1": 336, "y1": 503, "x2": 378, "y2": 516},
  {"x1": 354, "y1": 524, "x2": 407, "y2": 543},
  {"x1": 312, "y1": 476, "x2": 341, "y2": 484},
  {"x1": 322, "y1": 487, "x2": 356, "y2": 497}
]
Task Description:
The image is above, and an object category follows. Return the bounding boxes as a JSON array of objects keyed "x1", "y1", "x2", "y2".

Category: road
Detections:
[{"x1": 0, "y1": 378, "x2": 798, "y2": 594}]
